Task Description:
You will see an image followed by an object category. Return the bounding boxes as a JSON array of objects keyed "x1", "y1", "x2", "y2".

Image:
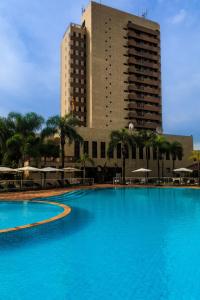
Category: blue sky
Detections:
[{"x1": 0, "y1": 0, "x2": 200, "y2": 147}]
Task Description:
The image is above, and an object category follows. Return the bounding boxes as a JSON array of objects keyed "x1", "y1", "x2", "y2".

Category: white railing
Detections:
[
  {"x1": 0, "y1": 177, "x2": 94, "y2": 192},
  {"x1": 113, "y1": 177, "x2": 199, "y2": 186}
]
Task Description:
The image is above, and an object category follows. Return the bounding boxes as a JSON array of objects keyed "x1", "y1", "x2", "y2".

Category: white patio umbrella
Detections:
[
  {"x1": 16, "y1": 166, "x2": 42, "y2": 188},
  {"x1": 173, "y1": 168, "x2": 193, "y2": 184},
  {"x1": 40, "y1": 167, "x2": 64, "y2": 186},
  {"x1": 17, "y1": 166, "x2": 42, "y2": 172},
  {"x1": 173, "y1": 168, "x2": 193, "y2": 173},
  {"x1": 132, "y1": 168, "x2": 152, "y2": 183},
  {"x1": 40, "y1": 167, "x2": 64, "y2": 172},
  {"x1": 132, "y1": 168, "x2": 152, "y2": 173},
  {"x1": 0, "y1": 167, "x2": 17, "y2": 172},
  {"x1": 63, "y1": 167, "x2": 81, "y2": 172},
  {"x1": 63, "y1": 167, "x2": 82, "y2": 183}
]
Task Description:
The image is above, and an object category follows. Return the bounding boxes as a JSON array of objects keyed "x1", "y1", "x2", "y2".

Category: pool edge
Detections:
[{"x1": 0, "y1": 200, "x2": 71, "y2": 234}]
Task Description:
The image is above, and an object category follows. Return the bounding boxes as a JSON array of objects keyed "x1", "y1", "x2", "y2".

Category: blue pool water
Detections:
[
  {"x1": 1, "y1": 188, "x2": 200, "y2": 300},
  {"x1": 0, "y1": 201, "x2": 63, "y2": 230}
]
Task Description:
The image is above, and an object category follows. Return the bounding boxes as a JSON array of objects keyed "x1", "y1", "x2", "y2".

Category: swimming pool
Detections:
[
  {"x1": 0, "y1": 201, "x2": 65, "y2": 231},
  {"x1": 1, "y1": 187, "x2": 200, "y2": 299}
]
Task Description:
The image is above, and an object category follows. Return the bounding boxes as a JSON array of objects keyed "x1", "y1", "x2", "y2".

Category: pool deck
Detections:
[{"x1": 0, "y1": 184, "x2": 199, "y2": 201}]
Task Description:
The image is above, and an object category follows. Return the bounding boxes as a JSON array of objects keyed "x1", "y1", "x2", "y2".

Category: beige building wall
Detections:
[
  {"x1": 62, "y1": 127, "x2": 193, "y2": 177},
  {"x1": 61, "y1": 28, "x2": 70, "y2": 116},
  {"x1": 81, "y1": 2, "x2": 161, "y2": 130}
]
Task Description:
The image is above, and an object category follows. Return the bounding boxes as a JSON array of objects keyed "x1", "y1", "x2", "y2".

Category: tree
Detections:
[
  {"x1": 0, "y1": 117, "x2": 13, "y2": 164},
  {"x1": 170, "y1": 141, "x2": 183, "y2": 170},
  {"x1": 43, "y1": 114, "x2": 83, "y2": 181},
  {"x1": 153, "y1": 135, "x2": 169, "y2": 179},
  {"x1": 136, "y1": 130, "x2": 156, "y2": 170},
  {"x1": 77, "y1": 153, "x2": 94, "y2": 178},
  {"x1": 40, "y1": 140, "x2": 60, "y2": 163},
  {"x1": 108, "y1": 128, "x2": 136, "y2": 184},
  {"x1": 6, "y1": 112, "x2": 44, "y2": 166},
  {"x1": 189, "y1": 150, "x2": 200, "y2": 185}
]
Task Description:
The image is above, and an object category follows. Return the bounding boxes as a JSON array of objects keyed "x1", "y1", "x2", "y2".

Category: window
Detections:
[
  {"x1": 132, "y1": 145, "x2": 136, "y2": 159},
  {"x1": 74, "y1": 141, "x2": 80, "y2": 159},
  {"x1": 83, "y1": 141, "x2": 89, "y2": 155},
  {"x1": 139, "y1": 146, "x2": 143, "y2": 160},
  {"x1": 117, "y1": 144, "x2": 121, "y2": 159},
  {"x1": 146, "y1": 147, "x2": 150, "y2": 160},
  {"x1": 166, "y1": 150, "x2": 170, "y2": 160},
  {"x1": 153, "y1": 147, "x2": 157, "y2": 160},
  {"x1": 108, "y1": 147, "x2": 114, "y2": 158},
  {"x1": 92, "y1": 141, "x2": 97, "y2": 158},
  {"x1": 101, "y1": 142, "x2": 106, "y2": 158},
  {"x1": 124, "y1": 144, "x2": 129, "y2": 159}
]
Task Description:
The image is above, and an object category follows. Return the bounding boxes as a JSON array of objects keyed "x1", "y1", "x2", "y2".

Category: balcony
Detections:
[
  {"x1": 128, "y1": 49, "x2": 159, "y2": 61},
  {"x1": 128, "y1": 84, "x2": 160, "y2": 95},
  {"x1": 128, "y1": 112, "x2": 161, "y2": 121},
  {"x1": 128, "y1": 57, "x2": 159, "y2": 70},
  {"x1": 127, "y1": 94, "x2": 161, "y2": 104},
  {"x1": 127, "y1": 30, "x2": 159, "y2": 44},
  {"x1": 128, "y1": 103, "x2": 161, "y2": 112},
  {"x1": 128, "y1": 66, "x2": 160, "y2": 78},
  {"x1": 127, "y1": 40, "x2": 159, "y2": 53},
  {"x1": 128, "y1": 75, "x2": 160, "y2": 87},
  {"x1": 127, "y1": 22, "x2": 160, "y2": 38}
]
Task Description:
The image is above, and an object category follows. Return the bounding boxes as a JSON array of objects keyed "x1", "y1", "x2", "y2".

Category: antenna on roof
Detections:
[
  {"x1": 81, "y1": 6, "x2": 85, "y2": 14},
  {"x1": 141, "y1": 9, "x2": 148, "y2": 19}
]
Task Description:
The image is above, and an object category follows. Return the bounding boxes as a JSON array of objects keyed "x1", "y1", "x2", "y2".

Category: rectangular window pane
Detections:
[
  {"x1": 74, "y1": 141, "x2": 80, "y2": 159},
  {"x1": 92, "y1": 141, "x2": 97, "y2": 158},
  {"x1": 117, "y1": 144, "x2": 121, "y2": 159},
  {"x1": 139, "y1": 146, "x2": 143, "y2": 160},
  {"x1": 153, "y1": 147, "x2": 157, "y2": 160},
  {"x1": 166, "y1": 150, "x2": 170, "y2": 160},
  {"x1": 101, "y1": 142, "x2": 106, "y2": 158},
  {"x1": 132, "y1": 145, "x2": 136, "y2": 159},
  {"x1": 108, "y1": 147, "x2": 114, "y2": 158},
  {"x1": 124, "y1": 145, "x2": 129, "y2": 159},
  {"x1": 83, "y1": 141, "x2": 89, "y2": 155},
  {"x1": 146, "y1": 147, "x2": 150, "y2": 160}
]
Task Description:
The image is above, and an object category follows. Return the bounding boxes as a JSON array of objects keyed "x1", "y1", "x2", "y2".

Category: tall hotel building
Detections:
[{"x1": 60, "y1": 1, "x2": 193, "y2": 177}]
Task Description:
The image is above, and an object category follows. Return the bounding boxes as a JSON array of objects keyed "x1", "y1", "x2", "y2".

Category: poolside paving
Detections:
[{"x1": 0, "y1": 184, "x2": 199, "y2": 201}]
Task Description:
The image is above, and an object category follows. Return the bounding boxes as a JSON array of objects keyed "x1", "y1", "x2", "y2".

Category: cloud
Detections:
[{"x1": 170, "y1": 9, "x2": 187, "y2": 24}]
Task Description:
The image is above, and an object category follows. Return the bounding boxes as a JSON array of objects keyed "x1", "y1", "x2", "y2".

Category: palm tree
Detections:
[
  {"x1": 108, "y1": 128, "x2": 136, "y2": 184},
  {"x1": 0, "y1": 117, "x2": 13, "y2": 164},
  {"x1": 5, "y1": 112, "x2": 44, "y2": 166},
  {"x1": 77, "y1": 153, "x2": 94, "y2": 178},
  {"x1": 153, "y1": 135, "x2": 169, "y2": 179},
  {"x1": 43, "y1": 114, "x2": 83, "y2": 181},
  {"x1": 170, "y1": 141, "x2": 183, "y2": 170},
  {"x1": 136, "y1": 130, "x2": 156, "y2": 170},
  {"x1": 189, "y1": 150, "x2": 200, "y2": 185},
  {"x1": 40, "y1": 140, "x2": 60, "y2": 163}
]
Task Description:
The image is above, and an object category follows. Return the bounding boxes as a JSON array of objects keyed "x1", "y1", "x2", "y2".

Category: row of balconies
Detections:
[
  {"x1": 127, "y1": 94, "x2": 160, "y2": 104},
  {"x1": 127, "y1": 102, "x2": 161, "y2": 112},
  {"x1": 128, "y1": 49, "x2": 160, "y2": 61},
  {"x1": 128, "y1": 57, "x2": 159, "y2": 70},
  {"x1": 127, "y1": 40, "x2": 159, "y2": 53},
  {"x1": 127, "y1": 22, "x2": 160, "y2": 38},
  {"x1": 127, "y1": 30, "x2": 159, "y2": 45},
  {"x1": 128, "y1": 75, "x2": 160, "y2": 87},
  {"x1": 128, "y1": 111, "x2": 161, "y2": 121},
  {"x1": 128, "y1": 66, "x2": 160, "y2": 78},
  {"x1": 128, "y1": 84, "x2": 160, "y2": 95}
]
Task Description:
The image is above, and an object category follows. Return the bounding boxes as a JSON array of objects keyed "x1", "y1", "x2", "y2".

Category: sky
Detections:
[{"x1": 0, "y1": 0, "x2": 200, "y2": 147}]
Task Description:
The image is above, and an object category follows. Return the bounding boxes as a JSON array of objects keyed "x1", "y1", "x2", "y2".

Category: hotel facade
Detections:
[{"x1": 60, "y1": 1, "x2": 193, "y2": 178}]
